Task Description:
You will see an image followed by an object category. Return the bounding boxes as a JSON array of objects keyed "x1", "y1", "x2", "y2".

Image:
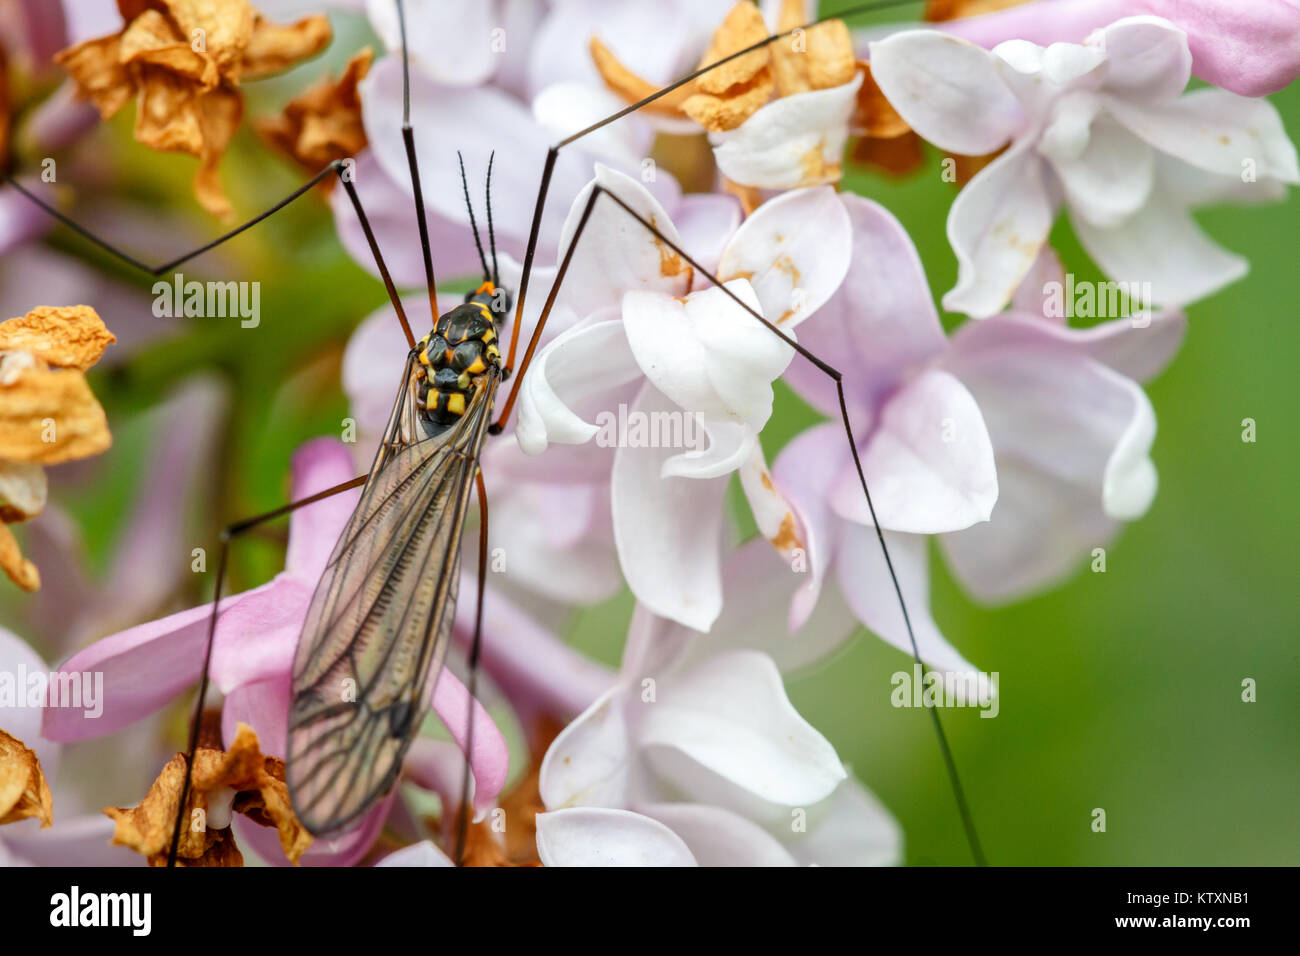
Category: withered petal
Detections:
[
  {"x1": 683, "y1": 66, "x2": 775, "y2": 132},
  {"x1": 54, "y1": 33, "x2": 134, "y2": 119},
  {"x1": 589, "y1": 37, "x2": 693, "y2": 117},
  {"x1": 0, "y1": 358, "x2": 112, "y2": 466},
  {"x1": 695, "y1": 2, "x2": 770, "y2": 95},
  {"x1": 0, "y1": 729, "x2": 54, "y2": 827},
  {"x1": 0, "y1": 306, "x2": 117, "y2": 371},
  {"x1": 240, "y1": 14, "x2": 332, "y2": 80}
]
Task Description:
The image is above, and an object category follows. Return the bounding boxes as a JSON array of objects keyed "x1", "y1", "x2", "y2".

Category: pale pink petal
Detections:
[
  {"x1": 366, "y1": 0, "x2": 498, "y2": 87},
  {"x1": 673, "y1": 193, "x2": 741, "y2": 273},
  {"x1": 680, "y1": 537, "x2": 858, "y2": 674},
  {"x1": 375, "y1": 839, "x2": 455, "y2": 867},
  {"x1": 771, "y1": 424, "x2": 849, "y2": 632},
  {"x1": 538, "y1": 686, "x2": 632, "y2": 810},
  {"x1": 788, "y1": 778, "x2": 903, "y2": 867},
  {"x1": 1104, "y1": 87, "x2": 1300, "y2": 184},
  {"x1": 1050, "y1": 116, "x2": 1155, "y2": 228},
  {"x1": 940, "y1": 333, "x2": 1160, "y2": 601},
  {"x1": 937, "y1": 1, "x2": 1300, "y2": 98},
  {"x1": 785, "y1": 194, "x2": 947, "y2": 417},
  {"x1": 1098, "y1": 15, "x2": 1193, "y2": 101},
  {"x1": 639, "y1": 650, "x2": 846, "y2": 823},
  {"x1": 41, "y1": 584, "x2": 272, "y2": 742},
  {"x1": 836, "y1": 525, "x2": 978, "y2": 673},
  {"x1": 1, "y1": 814, "x2": 140, "y2": 867},
  {"x1": 430, "y1": 668, "x2": 509, "y2": 815},
  {"x1": 1070, "y1": 187, "x2": 1247, "y2": 307},
  {"x1": 868, "y1": 30, "x2": 1024, "y2": 155},
  {"x1": 0, "y1": 627, "x2": 59, "y2": 777},
  {"x1": 637, "y1": 802, "x2": 797, "y2": 866},
  {"x1": 207, "y1": 578, "x2": 314, "y2": 693},
  {"x1": 611, "y1": 385, "x2": 728, "y2": 632},
  {"x1": 717, "y1": 186, "x2": 852, "y2": 330},
  {"x1": 831, "y1": 369, "x2": 998, "y2": 534},
  {"x1": 942, "y1": 139, "x2": 1056, "y2": 318},
  {"x1": 536, "y1": 807, "x2": 697, "y2": 866}
]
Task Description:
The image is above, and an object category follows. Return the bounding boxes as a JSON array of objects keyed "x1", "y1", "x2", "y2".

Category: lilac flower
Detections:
[
  {"x1": 869, "y1": 16, "x2": 1299, "y2": 317},
  {"x1": 39, "y1": 439, "x2": 512, "y2": 865},
  {"x1": 534, "y1": 548, "x2": 901, "y2": 867},
  {"x1": 773, "y1": 195, "x2": 1180, "y2": 671},
  {"x1": 516, "y1": 165, "x2": 852, "y2": 631},
  {"x1": 923, "y1": 0, "x2": 1300, "y2": 98}
]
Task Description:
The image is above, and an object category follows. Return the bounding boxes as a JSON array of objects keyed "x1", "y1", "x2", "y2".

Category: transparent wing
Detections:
[{"x1": 287, "y1": 355, "x2": 497, "y2": 836}]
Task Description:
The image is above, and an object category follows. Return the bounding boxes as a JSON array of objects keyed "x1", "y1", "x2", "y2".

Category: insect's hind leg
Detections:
[
  {"x1": 493, "y1": 186, "x2": 987, "y2": 866},
  {"x1": 165, "y1": 472, "x2": 368, "y2": 868}
]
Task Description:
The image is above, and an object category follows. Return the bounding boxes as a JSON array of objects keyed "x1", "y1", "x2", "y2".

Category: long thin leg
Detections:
[
  {"x1": 166, "y1": 472, "x2": 368, "y2": 868},
  {"x1": 5, "y1": 161, "x2": 416, "y2": 347},
  {"x1": 495, "y1": 186, "x2": 987, "y2": 866},
  {"x1": 454, "y1": 468, "x2": 490, "y2": 866},
  {"x1": 394, "y1": 0, "x2": 440, "y2": 327},
  {"x1": 503, "y1": 0, "x2": 926, "y2": 373}
]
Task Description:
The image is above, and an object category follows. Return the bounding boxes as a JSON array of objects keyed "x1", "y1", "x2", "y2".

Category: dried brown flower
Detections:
[
  {"x1": 0, "y1": 730, "x2": 53, "y2": 828},
  {"x1": 56, "y1": 0, "x2": 332, "y2": 218},
  {"x1": 104, "y1": 722, "x2": 314, "y2": 867}
]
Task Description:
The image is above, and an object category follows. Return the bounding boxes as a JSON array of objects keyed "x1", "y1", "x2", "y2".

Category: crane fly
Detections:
[{"x1": 5, "y1": 0, "x2": 985, "y2": 867}]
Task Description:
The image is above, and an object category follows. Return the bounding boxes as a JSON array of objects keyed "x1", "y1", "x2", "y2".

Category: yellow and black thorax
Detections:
[{"x1": 415, "y1": 281, "x2": 507, "y2": 431}]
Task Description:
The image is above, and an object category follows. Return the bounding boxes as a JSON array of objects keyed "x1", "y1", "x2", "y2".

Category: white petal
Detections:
[
  {"x1": 539, "y1": 686, "x2": 632, "y2": 810},
  {"x1": 942, "y1": 140, "x2": 1056, "y2": 318},
  {"x1": 366, "y1": 0, "x2": 497, "y2": 86},
  {"x1": 0, "y1": 627, "x2": 59, "y2": 780},
  {"x1": 1070, "y1": 187, "x2": 1247, "y2": 308},
  {"x1": 836, "y1": 526, "x2": 979, "y2": 674},
  {"x1": 1050, "y1": 116, "x2": 1155, "y2": 228},
  {"x1": 1104, "y1": 87, "x2": 1300, "y2": 184},
  {"x1": 623, "y1": 281, "x2": 791, "y2": 428},
  {"x1": 637, "y1": 803, "x2": 798, "y2": 866},
  {"x1": 789, "y1": 779, "x2": 903, "y2": 867},
  {"x1": 515, "y1": 318, "x2": 642, "y2": 455},
  {"x1": 717, "y1": 186, "x2": 852, "y2": 330},
  {"x1": 611, "y1": 386, "x2": 728, "y2": 632},
  {"x1": 376, "y1": 840, "x2": 455, "y2": 867},
  {"x1": 832, "y1": 369, "x2": 998, "y2": 534},
  {"x1": 640, "y1": 650, "x2": 847, "y2": 816},
  {"x1": 661, "y1": 417, "x2": 756, "y2": 481},
  {"x1": 536, "y1": 808, "x2": 697, "y2": 866},
  {"x1": 556, "y1": 164, "x2": 691, "y2": 319},
  {"x1": 711, "y1": 74, "x2": 863, "y2": 189},
  {"x1": 868, "y1": 31, "x2": 1024, "y2": 155}
]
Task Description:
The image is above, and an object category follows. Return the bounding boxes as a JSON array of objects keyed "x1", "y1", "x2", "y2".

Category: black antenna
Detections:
[
  {"x1": 486, "y1": 151, "x2": 499, "y2": 288},
  {"x1": 458, "y1": 151, "x2": 491, "y2": 284}
]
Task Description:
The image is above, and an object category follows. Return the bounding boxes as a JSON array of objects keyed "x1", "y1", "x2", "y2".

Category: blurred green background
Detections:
[{"x1": 4, "y1": 5, "x2": 1297, "y2": 866}]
